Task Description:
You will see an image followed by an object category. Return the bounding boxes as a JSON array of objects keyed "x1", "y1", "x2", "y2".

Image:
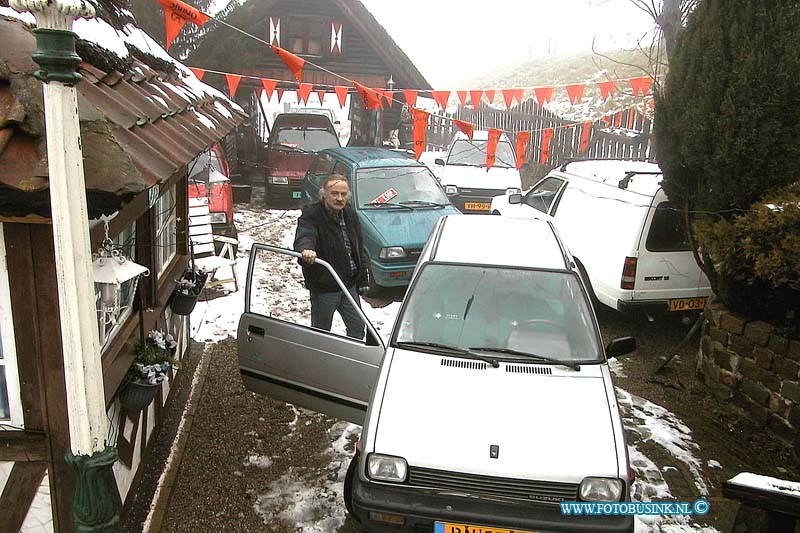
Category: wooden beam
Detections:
[
  {"x1": 0, "y1": 431, "x2": 47, "y2": 461},
  {"x1": 0, "y1": 462, "x2": 47, "y2": 533}
]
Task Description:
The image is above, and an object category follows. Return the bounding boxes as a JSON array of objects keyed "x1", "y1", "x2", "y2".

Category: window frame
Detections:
[
  {"x1": 524, "y1": 176, "x2": 566, "y2": 214},
  {"x1": 0, "y1": 223, "x2": 24, "y2": 428},
  {"x1": 155, "y1": 184, "x2": 178, "y2": 277},
  {"x1": 95, "y1": 221, "x2": 139, "y2": 352},
  {"x1": 285, "y1": 17, "x2": 326, "y2": 56}
]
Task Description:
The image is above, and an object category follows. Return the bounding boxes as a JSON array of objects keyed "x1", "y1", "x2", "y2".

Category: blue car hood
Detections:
[{"x1": 358, "y1": 206, "x2": 461, "y2": 248}]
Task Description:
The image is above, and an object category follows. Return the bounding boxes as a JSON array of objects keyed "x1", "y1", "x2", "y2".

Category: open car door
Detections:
[{"x1": 237, "y1": 244, "x2": 385, "y2": 425}]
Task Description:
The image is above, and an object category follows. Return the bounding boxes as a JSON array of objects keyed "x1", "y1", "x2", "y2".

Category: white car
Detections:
[
  {"x1": 238, "y1": 215, "x2": 637, "y2": 532},
  {"x1": 434, "y1": 131, "x2": 522, "y2": 214},
  {"x1": 491, "y1": 159, "x2": 713, "y2": 317}
]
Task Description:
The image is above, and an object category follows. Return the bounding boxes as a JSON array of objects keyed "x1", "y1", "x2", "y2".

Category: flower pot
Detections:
[
  {"x1": 118, "y1": 380, "x2": 159, "y2": 411},
  {"x1": 170, "y1": 270, "x2": 208, "y2": 315}
]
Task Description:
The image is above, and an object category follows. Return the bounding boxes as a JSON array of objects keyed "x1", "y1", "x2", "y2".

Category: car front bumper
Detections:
[
  {"x1": 265, "y1": 179, "x2": 304, "y2": 206},
  {"x1": 352, "y1": 475, "x2": 634, "y2": 532},
  {"x1": 448, "y1": 189, "x2": 507, "y2": 214},
  {"x1": 370, "y1": 258, "x2": 416, "y2": 287}
]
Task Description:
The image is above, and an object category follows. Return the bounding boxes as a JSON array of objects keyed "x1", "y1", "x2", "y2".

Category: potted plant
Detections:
[
  {"x1": 118, "y1": 330, "x2": 178, "y2": 411},
  {"x1": 170, "y1": 268, "x2": 208, "y2": 315}
]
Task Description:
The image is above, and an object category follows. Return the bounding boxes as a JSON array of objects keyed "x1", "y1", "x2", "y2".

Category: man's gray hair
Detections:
[{"x1": 319, "y1": 174, "x2": 350, "y2": 201}]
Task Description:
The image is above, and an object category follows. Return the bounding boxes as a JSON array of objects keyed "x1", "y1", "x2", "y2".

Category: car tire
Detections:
[
  {"x1": 575, "y1": 259, "x2": 600, "y2": 309},
  {"x1": 343, "y1": 456, "x2": 359, "y2": 521},
  {"x1": 364, "y1": 256, "x2": 382, "y2": 298},
  {"x1": 492, "y1": 209, "x2": 501, "y2": 215}
]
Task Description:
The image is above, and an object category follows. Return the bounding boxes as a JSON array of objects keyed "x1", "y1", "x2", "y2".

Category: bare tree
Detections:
[{"x1": 627, "y1": 0, "x2": 699, "y2": 61}]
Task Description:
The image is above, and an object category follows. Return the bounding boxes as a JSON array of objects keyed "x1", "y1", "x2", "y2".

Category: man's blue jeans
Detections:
[{"x1": 310, "y1": 286, "x2": 365, "y2": 339}]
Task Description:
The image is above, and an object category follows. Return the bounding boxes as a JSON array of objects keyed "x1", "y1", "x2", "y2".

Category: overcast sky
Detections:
[{"x1": 358, "y1": 0, "x2": 658, "y2": 88}]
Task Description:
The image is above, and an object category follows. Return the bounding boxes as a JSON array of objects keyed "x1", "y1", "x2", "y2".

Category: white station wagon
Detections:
[{"x1": 238, "y1": 215, "x2": 637, "y2": 532}]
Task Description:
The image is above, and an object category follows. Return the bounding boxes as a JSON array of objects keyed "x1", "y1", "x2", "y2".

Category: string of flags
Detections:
[{"x1": 156, "y1": 0, "x2": 655, "y2": 170}]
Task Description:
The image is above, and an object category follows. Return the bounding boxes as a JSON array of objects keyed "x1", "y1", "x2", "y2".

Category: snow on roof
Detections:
[
  {"x1": 728, "y1": 472, "x2": 800, "y2": 497},
  {"x1": 73, "y1": 16, "x2": 129, "y2": 59}
]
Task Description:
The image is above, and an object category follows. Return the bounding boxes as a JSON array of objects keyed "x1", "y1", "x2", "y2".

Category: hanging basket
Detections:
[
  {"x1": 118, "y1": 380, "x2": 160, "y2": 411},
  {"x1": 170, "y1": 270, "x2": 208, "y2": 315}
]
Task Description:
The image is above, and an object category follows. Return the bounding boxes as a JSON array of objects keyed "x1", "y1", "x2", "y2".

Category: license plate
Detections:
[
  {"x1": 435, "y1": 523, "x2": 533, "y2": 533},
  {"x1": 668, "y1": 297, "x2": 707, "y2": 312},
  {"x1": 292, "y1": 191, "x2": 302, "y2": 199},
  {"x1": 464, "y1": 202, "x2": 490, "y2": 211}
]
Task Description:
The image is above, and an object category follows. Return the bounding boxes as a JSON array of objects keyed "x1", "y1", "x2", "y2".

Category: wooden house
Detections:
[{"x1": 0, "y1": 9, "x2": 246, "y2": 532}]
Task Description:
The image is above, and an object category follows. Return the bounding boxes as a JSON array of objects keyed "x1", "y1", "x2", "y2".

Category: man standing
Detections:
[{"x1": 294, "y1": 175, "x2": 368, "y2": 339}]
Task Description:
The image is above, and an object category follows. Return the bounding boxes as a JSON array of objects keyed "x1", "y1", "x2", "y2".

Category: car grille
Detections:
[{"x1": 407, "y1": 466, "x2": 579, "y2": 504}]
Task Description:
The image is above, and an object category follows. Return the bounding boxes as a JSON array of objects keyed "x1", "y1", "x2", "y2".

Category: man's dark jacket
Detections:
[{"x1": 293, "y1": 202, "x2": 368, "y2": 293}]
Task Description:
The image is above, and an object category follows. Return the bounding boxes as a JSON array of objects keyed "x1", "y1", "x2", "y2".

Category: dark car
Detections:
[{"x1": 264, "y1": 113, "x2": 340, "y2": 208}]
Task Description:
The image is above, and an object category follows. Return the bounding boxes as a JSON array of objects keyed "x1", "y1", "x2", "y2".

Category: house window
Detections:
[
  {"x1": 0, "y1": 223, "x2": 23, "y2": 427},
  {"x1": 286, "y1": 18, "x2": 325, "y2": 56},
  {"x1": 96, "y1": 221, "x2": 138, "y2": 351},
  {"x1": 155, "y1": 185, "x2": 177, "y2": 276}
]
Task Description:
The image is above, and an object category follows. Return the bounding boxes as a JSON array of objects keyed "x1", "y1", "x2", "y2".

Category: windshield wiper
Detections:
[
  {"x1": 395, "y1": 341, "x2": 499, "y2": 368},
  {"x1": 399, "y1": 200, "x2": 447, "y2": 208},
  {"x1": 361, "y1": 201, "x2": 414, "y2": 210},
  {"x1": 469, "y1": 347, "x2": 580, "y2": 371}
]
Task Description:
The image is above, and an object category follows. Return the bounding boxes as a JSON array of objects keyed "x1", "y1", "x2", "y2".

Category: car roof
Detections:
[
  {"x1": 272, "y1": 113, "x2": 335, "y2": 129},
  {"x1": 559, "y1": 159, "x2": 663, "y2": 196},
  {"x1": 320, "y1": 147, "x2": 424, "y2": 169},
  {"x1": 432, "y1": 215, "x2": 568, "y2": 270},
  {"x1": 453, "y1": 130, "x2": 511, "y2": 142}
]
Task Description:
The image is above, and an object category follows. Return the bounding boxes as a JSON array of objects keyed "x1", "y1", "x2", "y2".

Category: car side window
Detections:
[
  {"x1": 524, "y1": 177, "x2": 566, "y2": 214},
  {"x1": 311, "y1": 153, "x2": 336, "y2": 187}
]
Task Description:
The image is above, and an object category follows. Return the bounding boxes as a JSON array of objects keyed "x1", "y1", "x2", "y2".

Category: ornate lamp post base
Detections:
[{"x1": 65, "y1": 447, "x2": 120, "y2": 532}]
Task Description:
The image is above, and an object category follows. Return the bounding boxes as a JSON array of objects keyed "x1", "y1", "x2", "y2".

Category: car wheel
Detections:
[
  {"x1": 343, "y1": 456, "x2": 359, "y2": 521},
  {"x1": 575, "y1": 259, "x2": 600, "y2": 309},
  {"x1": 364, "y1": 256, "x2": 382, "y2": 298},
  {"x1": 492, "y1": 209, "x2": 501, "y2": 215}
]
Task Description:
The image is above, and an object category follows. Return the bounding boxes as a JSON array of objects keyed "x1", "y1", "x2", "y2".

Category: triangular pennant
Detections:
[
  {"x1": 456, "y1": 91, "x2": 468, "y2": 107},
  {"x1": 155, "y1": 0, "x2": 210, "y2": 49},
  {"x1": 486, "y1": 128, "x2": 503, "y2": 170},
  {"x1": 502, "y1": 89, "x2": 516, "y2": 110},
  {"x1": 411, "y1": 108, "x2": 430, "y2": 160},
  {"x1": 276, "y1": 88, "x2": 285, "y2": 103},
  {"x1": 613, "y1": 111, "x2": 623, "y2": 127},
  {"x1": 297, "y1": 82, "x2": 313, "y2": 105},
  {"x1": 382, "y1": 89, "x2": 394, "y2": 108},
  {"x1": 316, "y1": 90, "x2": 327, "y2": 104},
  {"x1": 627, "y1": 108, "x2": 635, "y2": 129},
  {"x1": 597, "y1": 80, "x2": 616, "y2": 101},
  {"x1": 630, "y1": 76, "x2": 654, "y2": 96},
  {"x1": 515, "y1": 131, "x2": 531, "y2": 170},
  {"x1": 403, "y1": 90, "x2": 418, "y2": 109},
  {"x1": 565, "y1": 84, "x2": 586, "y2": 105},
  {"x1": 271, "y1": 45, "x2": 305, "y2": 82},
  {"x1": 512, "y1": 88, "x2": 524, "y2": 105},
  {"x1": 600, "y1": 114, "x2": 611, "y2": 125},
  {"x1": 353, "y1": 81, "x2": 383, "y2": 110},
  {"x1": 484, "y1": 90, "x2": 495, "y2": 104},
  {"x1": 334, "y1": 86, "x2": 349, "y2": 108},
  {"x1": 452, "y1": 119, "x2": 474, "y2": 141},
  {"x1": 260, "y1": 78, "x2": 277, "y2": 101},
  {"x1": 431, "y1": 90, "x2": 450, "y2": 112},
  {"x1": 225, "y1": 74, "x2": 241, "y2": 98},
  {"x1": 540, "y1": 127, "x2": 554, "y2": 164},
  {"x1": 189, "y1": 67, "x2": 206, "y2": 81},
  {"x1": 469, "y1": 90, "x2": 483, "y2": 109},
  {"x1": 534, "y1": 86, "x2": 553, "y2": 106},
  {"x1": 580, "y1": 121, "x2": 592, "y2": 153}
]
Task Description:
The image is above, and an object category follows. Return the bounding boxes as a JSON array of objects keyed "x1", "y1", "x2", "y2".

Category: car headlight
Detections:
[
  {"x1": 367, "y1": 454, "x2": 407, "y2": 482},
  {"x1": 445, "y1": 185, "x2": 458, "y2": 195},
  {"x1": 270, "y1": 176, "x2": 289, "y2": 185},
  {"x1": 579, "y1": 477, "x2": 623, "y2": 501},
  {"x1": 379, "y1": 247, "x2": 406, "y2": 259},
  {"x1": 506, "y1": 188, "x2": 521, "y2": 195},
  {"x1": 208, "y1": 212, "x2": 227, "y2": 224}
]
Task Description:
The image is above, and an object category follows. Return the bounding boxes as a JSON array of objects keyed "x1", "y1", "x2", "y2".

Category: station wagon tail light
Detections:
[
  {"x1": 579, "y1": 477, "x2": 623, "y2": 502},
  {"x1": 367, "y1": 453, "x2": 407, "y2": 482},
  {"x1": 270, "y1": 176, "x2": 289, "y2": 185},
  {"x1": 208, "y1": 212, "x2": 227, "y2": 224},
  {"x1": 445, "y1": 185, "x2": 458, "y2": 195},
  {"x1": 379, "y1": 247, "x2": 406, "y2": 259},
  {"x1": 620, "y1": 256, "x2": 637, "y2": 290}
]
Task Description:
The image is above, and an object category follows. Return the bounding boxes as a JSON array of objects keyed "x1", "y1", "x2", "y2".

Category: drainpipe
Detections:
[{"x1": 8, "y1": 0, "x2": 119, "y2": 530}]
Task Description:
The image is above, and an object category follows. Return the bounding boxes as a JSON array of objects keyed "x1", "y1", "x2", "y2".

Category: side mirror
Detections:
[
  {"x1": 606, "y1": 336, "x2": 636, "y2": 358},
  {"x1": 434, "y1": 158, "x2": 445, "y2": 166},
  {"x1": 508, "y1": 193, "x2": 522, "y2": 204}
]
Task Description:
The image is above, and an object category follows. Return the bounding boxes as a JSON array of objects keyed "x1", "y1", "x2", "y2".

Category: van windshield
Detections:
[
  {"x1": 646, "y1": 202, "x2": 692, "y2": 252},
  {"x1": 271, "y1": 128, "x2": 340, "y2": 152},
  {"x1": 395, "y1": 264, "x2": 601, "y2": 363},
  {"x1": 356, "y1": 166, "x2": 450, "y2": 208},
  {"x1": 447, "y1": 140, "x2": 515, "y2": 168}
]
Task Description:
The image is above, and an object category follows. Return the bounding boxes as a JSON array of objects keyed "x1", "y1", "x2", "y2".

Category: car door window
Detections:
[
  {"x1": 332, "y1": 161, "x2": 349, "y2": 179},
  {"x1": 524, "y1": 177, "x2": 566, "y2": 214},
  {"x1": 310, "y1": 153, "x2": 336, "y2": 188}
]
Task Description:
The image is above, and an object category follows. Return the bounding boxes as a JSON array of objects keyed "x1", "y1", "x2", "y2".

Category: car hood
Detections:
[
  {"x1": 439, "y1": 165, "x2": 521, "y2": 190},
  {"x1": 358, "y1": 206, "x2": 460, "y2": 248},
  {"x1": 372, "y1": 348, "x2": 620, "y2": 483}
]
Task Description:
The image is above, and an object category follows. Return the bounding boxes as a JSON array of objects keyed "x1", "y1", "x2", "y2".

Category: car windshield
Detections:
[
  {"x1": 447, "y1": 140, "x2": 515, "y2": 168},
  {"x1": 272, "y1": 128, "x2": 340, "y2": 152},
  {"x1": 356, "y1": 166, "x2": 450, "y2": 208},
  {"x1": 395, "y1": 264, "x2": 601, "y2": 363}
]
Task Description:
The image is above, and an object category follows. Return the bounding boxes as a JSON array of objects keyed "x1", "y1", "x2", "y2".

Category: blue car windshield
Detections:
[
  {"x1": 395, "y1": 264, "x2": 601, "y2": 363},
  {"x1": 447, "y1": 140, "x2": 515, "y2": 168},
  {"x1": 356, "y1": 166, "x2": 450, "y2": 208}
]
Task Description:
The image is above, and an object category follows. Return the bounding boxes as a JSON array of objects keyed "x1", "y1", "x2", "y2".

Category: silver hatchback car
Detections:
[{"x1": 238, "y1": 215, "x2": 636, "y2": 532}]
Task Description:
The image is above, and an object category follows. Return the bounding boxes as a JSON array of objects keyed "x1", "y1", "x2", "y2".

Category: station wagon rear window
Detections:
[
  {"x1": 447, "y1": 140, "x2": 515, "y2": 168},
  {"x1": 356, "y1": 167, "x2": 449, "y2": 208},
  {"x1": 646, "y1": 202, "x2": 692, "y2": 252}
]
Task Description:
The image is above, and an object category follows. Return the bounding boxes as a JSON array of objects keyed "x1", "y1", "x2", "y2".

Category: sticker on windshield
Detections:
[{"x1": 371, "y1": 188, "x2": 399, "y2": 206}]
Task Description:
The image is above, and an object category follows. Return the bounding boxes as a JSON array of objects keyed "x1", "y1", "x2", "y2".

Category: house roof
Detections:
[{"x1": 0, "y1": 14, "x2": 247, "y2": 220}]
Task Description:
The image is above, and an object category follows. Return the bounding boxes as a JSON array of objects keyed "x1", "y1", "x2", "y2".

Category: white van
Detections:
[
  {"x1": 238, "y1": 215, "x2": 637, "y2": 532},
  {"x1": 434, "y1": 130, "x2": 522, "y2": 214},
  {"x1": 490, "y1": 159, "x2": 713, "y2": 316}
]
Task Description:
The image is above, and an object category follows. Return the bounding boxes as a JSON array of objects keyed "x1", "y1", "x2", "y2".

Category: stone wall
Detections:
[{"x1": 698, "y1": 303, "x2": 800, "y2": 452}]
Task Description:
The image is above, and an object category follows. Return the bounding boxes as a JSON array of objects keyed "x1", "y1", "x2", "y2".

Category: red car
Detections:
[{"x1": 188, "y1": 144, "x2": 237, "y2": 251}]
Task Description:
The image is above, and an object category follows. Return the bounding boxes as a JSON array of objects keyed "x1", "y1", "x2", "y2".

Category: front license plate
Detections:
[
  {"x1": 292, "y1": 191, "x2": 302, "y2": 199},
  {"x1": 668, "y1": 297, "x2": 707, "y2": 312},
  {"x1": 464, "y1": 202, "x2": 490, "y2": 211},
  {"x1": 435, "y1": 522, "x2": 533, "y2": 533}
]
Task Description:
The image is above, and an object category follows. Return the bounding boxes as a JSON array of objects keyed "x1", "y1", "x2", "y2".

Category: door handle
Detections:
[{"x1": 247, "y1": 325, "x2": 265, "y2": 337}]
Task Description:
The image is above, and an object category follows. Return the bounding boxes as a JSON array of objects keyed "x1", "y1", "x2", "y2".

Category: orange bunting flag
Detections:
[
  {"x1": 484, "y1": 89, "x2": 495, "y2": 104},
  {"x1": 353, "y1": 81, "x2": 383, "y2": 110},
  {"x1": 316, "y1": 90, "x2": 326, "y2": 104},
  {"x1": 502, "y1": 89, "x2": 516, "y2": 110},
  {"x1": 431, "y1": 90, "x2": 450, "y2": 112},
  {"x1": 382, "y1": 89, "x2": 394, "y2": 108},
  {"x1": 453, "y1": 119, "x2": 474, "y2": 141},
  {"x1": 540, "y1": 127, "x2": 554, "y2": 164},
  {"x1": 155, "y1": 0, "x2": 210, "y2": 49},
  {"x1": 485, "y1": 128, "x2": 502, "y2": 170},
  {"x1": 272, "y1": 45, "x2": 305, "y2": 82},
  {"x1": 411, "y1": 108, "x2": 430, "y2": 160},
  {"x1": 565, "y1": 84, "x2": 585, "y2": 105},
  {"x1": 534, "y1": 86, "x2": 553, "y2": 106},
  {"x1": 297, "y1": 82, "x2": 313, "y2": 105},
  {"x1": 189, "y1": 67, "x2": 206, "y2": 80},
  {"x1": 630, "y1": 76, "x2": 653, "y2": 96},
  {"x1": 515, "y1": 131, "x2": 531, "y2": 170},
  {"x1": 334, "y1": 86, "x2": 349, "y2": 108},
  {"x1": 580, "y1": 121, "x2": 592, "y2": 153},
  {"x1": 469, "y1": 90, "x2": 483, "y2": 109},
  {"x1": 627, "y1": 108, "x2": 635, "y2": 129},
  {"x1": 403, "y1": 90, "x2": 418, "y2": 108},
  {"x1": 456, "y1": 91, "x2": 468, "y2": 107},
  {"x1": 276, "y1": 88, "x2": 285, "y2": 103},
  {"x1": 613, "y1": 111, "x2": 623, "y2": 127},
  {"x1": 225, "y1": 73, "x2": 241, "y2": 98},
  {"x1": 261, "y1": 78, "x2": 277, "y2": 100},
  {"x1": 597, "y1": 80, "x2": 616, "y2": 101}
]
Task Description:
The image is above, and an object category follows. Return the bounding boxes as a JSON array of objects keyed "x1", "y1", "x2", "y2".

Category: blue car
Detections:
[{"x1": 302, "y1": 147, "x2": 462, "y2": 294}]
